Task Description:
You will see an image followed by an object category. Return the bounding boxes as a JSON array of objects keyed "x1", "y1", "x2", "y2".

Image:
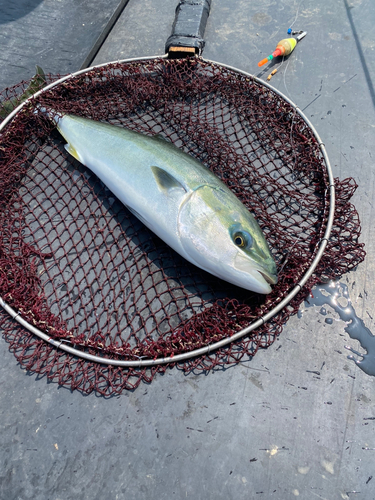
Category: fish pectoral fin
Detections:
[
  {"x1": 64, "y1": 143, "x2": 81, "y2": 162},
  {"x1": 151, "y1": 166, "x2": 187, "y2": 195}
]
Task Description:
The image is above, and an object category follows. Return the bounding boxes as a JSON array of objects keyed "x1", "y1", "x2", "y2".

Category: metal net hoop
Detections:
[{"x1": 0, "y1": 57, "x2": 365, "y2": 392}]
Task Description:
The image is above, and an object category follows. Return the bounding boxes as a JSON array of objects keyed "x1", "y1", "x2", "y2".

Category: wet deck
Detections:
[{"x1": 1, "y1": 0, "x2": 375, "y2": 498}]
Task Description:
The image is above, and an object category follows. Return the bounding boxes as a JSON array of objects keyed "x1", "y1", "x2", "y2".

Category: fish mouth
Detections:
[
  {"x1": 233, "y1": 252, "x2": 277, "y2": 293},
  {"x1": 258, "y1": 269, "x2": 278, "y2": 286}
]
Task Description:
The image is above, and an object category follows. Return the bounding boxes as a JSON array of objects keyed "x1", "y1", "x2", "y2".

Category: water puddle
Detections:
[{"x1": 301, "y1": 281, "x2": 375, "y2": 377}]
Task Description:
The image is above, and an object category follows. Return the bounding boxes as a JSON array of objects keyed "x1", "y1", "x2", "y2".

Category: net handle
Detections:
[
  {"x1": 165, "y1": 0, "x2": 212, "y2": 57},
  {"x1": 0, "y1": 56, "x2": 335, "y2": 367}
]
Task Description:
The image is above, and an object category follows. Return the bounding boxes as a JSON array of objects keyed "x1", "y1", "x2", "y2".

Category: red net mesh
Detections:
[{"x1": 0, "y1": 58, "x2": 365, "y2": 394}]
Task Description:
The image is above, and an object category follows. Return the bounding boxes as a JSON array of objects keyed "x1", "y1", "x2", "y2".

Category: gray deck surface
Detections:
[
  {"x1": 1, "y1": 1, "x2": 375, "y2": 499},
  {"x1": 0, "y1": 0, "x2": 123, "y2": 89}
]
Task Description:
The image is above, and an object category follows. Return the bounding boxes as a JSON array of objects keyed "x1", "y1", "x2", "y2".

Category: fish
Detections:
[{"x1": 41, "y1": 109, "x2": 277, "y2": 294}]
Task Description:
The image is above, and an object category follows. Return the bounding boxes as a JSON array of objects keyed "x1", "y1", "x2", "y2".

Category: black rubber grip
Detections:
[{"x1": 165, "y1": 0, "x2": 212, "y2": 55}]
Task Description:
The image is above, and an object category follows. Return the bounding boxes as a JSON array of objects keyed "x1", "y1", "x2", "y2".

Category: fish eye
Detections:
[
  {"x1": 234, "y1": 234, "x2": 245, "y2": 247},
  {"x1": 233, "y1": 231, "x2": 253, "y2": 249}
]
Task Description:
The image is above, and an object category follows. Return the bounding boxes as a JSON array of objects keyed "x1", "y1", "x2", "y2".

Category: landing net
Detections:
[{"x1": 0, "y1": 58, "x2": 365, "y2": 393}]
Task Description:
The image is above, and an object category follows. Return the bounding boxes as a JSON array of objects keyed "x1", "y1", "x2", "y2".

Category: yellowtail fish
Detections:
[{"x1": 42, "y1": 109, "x2": 277, "y2": 293}]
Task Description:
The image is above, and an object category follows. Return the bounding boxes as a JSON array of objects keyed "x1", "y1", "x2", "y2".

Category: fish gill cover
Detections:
[{"x1": 0, "y1": 58, "x2": 365, "y2": 394}]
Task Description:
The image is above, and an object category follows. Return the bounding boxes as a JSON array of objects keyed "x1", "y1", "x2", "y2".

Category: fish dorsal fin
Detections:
[
  {"x1": 64, "y1": 143, "x2": 81, "y2": 162},
  {"x1": 151, "y1": 166, "x2": 187, "y2": 195}
]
